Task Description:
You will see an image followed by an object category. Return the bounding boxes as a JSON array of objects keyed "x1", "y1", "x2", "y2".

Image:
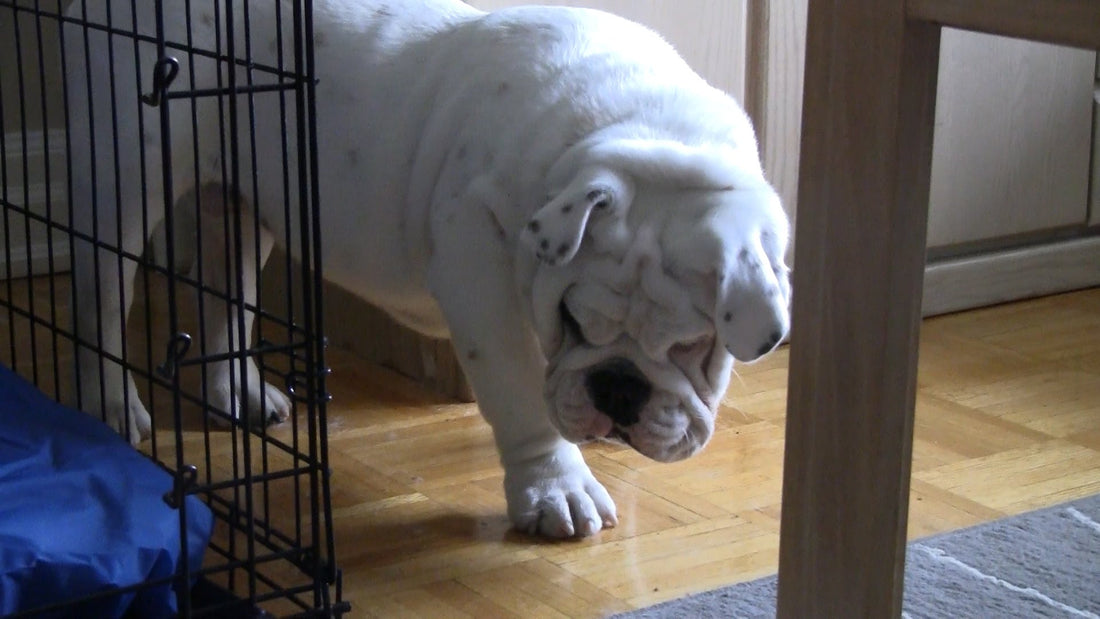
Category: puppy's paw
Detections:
[
  {"x1": 95, "y1": 396, "x2": 152, "y2": 445},
  {"x1": 247, "y1": 380, "x2": 292, "y2": 424},
  {"x1": 503, "y1": 443, "x2": 617, "y2": 538},
  {"x1": 207, "y1": 367, "x2": 292, "y2": 427},
  {"x1": 79, "y1": 377, "x2": 152, "y2": 445},
  {"x1": 108, "y1": 399, "x2": 153, "y2": 446}
]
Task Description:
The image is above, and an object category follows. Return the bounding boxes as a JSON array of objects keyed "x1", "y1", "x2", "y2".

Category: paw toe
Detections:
[
  {"x1": 577, "y1": 516, "x2": 601, "y2": 537},
  {"x1": 260, "y1": 386, "x2": 292, "y2": 424}
]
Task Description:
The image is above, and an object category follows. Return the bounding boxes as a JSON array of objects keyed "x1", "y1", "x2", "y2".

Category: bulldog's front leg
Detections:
[{"x1": 426, "y1": 204, "x2": 616, "y2": 538}]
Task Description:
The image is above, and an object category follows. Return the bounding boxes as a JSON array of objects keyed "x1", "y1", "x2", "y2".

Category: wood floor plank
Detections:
[
  {"x1": 915, "y1": 440, "x2": 1100, "y2": 512},
  {"x1": 553, "y1": 517, "x2": 776, "y2": 604},
  {"x1": 906, "y1": 478, "x2": 1007, "y2": 538},
  {"x1": 459, "y1": 559, "x2": 628, "y2": 618},
  {"x1": 911, "y1": 392, "x2": 1053, "y2": 470},
  {"x1": 360, "y1": 582, "x2": 504, "y2": 619},
  {"x1": 586, "y1": 452, "x2": 731, "y2": 522},
  {"x1": 949, "y1": 371, "x2": 1100, "y2": 437}
]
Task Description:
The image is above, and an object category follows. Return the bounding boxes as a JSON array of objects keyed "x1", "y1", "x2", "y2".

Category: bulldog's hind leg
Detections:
[
  {"x1": 427, "y1": 202, "x2": 616, "y2": 538},
  {"x1": 73, "y1": 230, "x2": 152, "y2": 445},
  {"x1": 194, "y1": 184, "x2": 291, "y2": 426}
]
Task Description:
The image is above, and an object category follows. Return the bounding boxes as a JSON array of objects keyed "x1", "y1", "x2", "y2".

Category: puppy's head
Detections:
[{"x1": 520, "y1": 138, "x2": 790, "y2": 462}]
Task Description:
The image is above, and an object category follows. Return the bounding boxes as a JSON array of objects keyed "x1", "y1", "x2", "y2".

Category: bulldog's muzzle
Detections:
[{"x1": 584, "y1": 357, "x2": 652, "y2": 428}]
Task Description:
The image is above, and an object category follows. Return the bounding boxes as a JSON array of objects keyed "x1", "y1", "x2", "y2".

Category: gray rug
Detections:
[{"x1": 616, "y1": 494, "x2": 1100, "y2": 618}]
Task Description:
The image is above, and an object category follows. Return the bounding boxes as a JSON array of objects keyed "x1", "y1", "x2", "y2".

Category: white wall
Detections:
[{"x1": 468, "y1": 0, "x2": 748, "y2": 103}]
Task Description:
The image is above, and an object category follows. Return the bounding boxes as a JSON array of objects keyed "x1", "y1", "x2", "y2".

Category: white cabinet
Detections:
[
  {"x1": 1092, "y1": 59, "x2": 1100, "y2": 228},
  {"x1": 922, "y1": 30, "x2": 1099, "y2": 314},
  {"x1": 927, "y1": 29, "x2": 1095, "y2": 250}
]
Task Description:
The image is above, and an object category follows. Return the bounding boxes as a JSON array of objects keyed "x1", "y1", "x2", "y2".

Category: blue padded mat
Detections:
[{"x1": 0, "y1": 364, "x2": 213, "y2": 618}]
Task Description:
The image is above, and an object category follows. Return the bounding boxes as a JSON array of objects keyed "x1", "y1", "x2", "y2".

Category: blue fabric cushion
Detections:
[{"x1": 0, "y1": 364, "x2": 213, "y2": 618}]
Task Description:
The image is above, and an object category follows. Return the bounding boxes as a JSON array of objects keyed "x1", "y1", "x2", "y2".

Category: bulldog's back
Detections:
[{"x1": 312, "y1": 1, "x2": 754, "y2": 331}]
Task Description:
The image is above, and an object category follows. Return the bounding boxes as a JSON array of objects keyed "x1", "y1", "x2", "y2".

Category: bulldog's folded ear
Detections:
[
  {"x1": 712, "y1": 227, "x2": 791, "y2": 363},
  {"x1": 520, "y1": 166, "x2": 635, "y2": 266}
]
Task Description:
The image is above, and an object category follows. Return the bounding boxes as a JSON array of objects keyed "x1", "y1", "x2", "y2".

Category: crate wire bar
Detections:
[{"x1": 0, "y1": 0, "x2": 344, "y2": 616}]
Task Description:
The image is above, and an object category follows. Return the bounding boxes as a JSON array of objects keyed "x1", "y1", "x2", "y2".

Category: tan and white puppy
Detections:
[{"x1": 65, "y1": 0, "x2": 789, "y2": 538}]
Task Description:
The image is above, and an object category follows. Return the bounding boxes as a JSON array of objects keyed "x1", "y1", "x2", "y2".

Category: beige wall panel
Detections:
[
  {"x1": 1092, "y1": 100, "x2": 1099, "y2": 227},
  {"x1": 468, "y1": 0, "x2": 748, "y2": 102},
  {"x1": 1, "y1": 3, "x2": 70, "y2": 278},
  {"x1": 0, "y1": 1, "x2": 67, "y2": 134},
  {"x1": 927, "y1": 29, "x2": 1095, "y2": 249},
  {"x1": 745, "y1": 0, "x2": 806, "y2": 229}
]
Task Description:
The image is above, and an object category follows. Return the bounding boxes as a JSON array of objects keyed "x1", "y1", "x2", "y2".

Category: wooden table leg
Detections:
[{"x1": 775, "y1": 3, "x2": 942, "y2": 617}]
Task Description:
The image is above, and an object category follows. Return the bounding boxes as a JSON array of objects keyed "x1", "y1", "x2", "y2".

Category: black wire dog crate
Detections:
[{"x1": 1, "y1": 1, "x2": 344, "y2": 616}]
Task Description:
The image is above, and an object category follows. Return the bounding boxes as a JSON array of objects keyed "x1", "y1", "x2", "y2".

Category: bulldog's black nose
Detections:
[
  {"x1": 757, "y1": 330, "x2": 784, "y2": 358},
  {"x1": 585, "y1": 358, "x2": 651, "y2": 427}
]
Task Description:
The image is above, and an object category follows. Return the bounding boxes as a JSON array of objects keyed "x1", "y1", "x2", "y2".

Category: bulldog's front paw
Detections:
[
  {"x1": 503, "y1": 443, "x2": 617, "y2": 538},
  {"x1": 106, "y1": 397, "x2": 153, "y2": 446},
  {"x1": 206, "y1": 358, "x2": 292, "y2": 426},
  {"x1": 79, "y1": 375, "x2": 152, "y2": 445}
]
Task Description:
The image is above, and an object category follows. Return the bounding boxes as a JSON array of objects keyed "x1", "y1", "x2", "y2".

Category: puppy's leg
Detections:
[
  {"x1": 427, "y1": 200, "x2": 617, "y2": 538},
  {"x1": 195, "y1": 184, "x2": 291, "y2": 425},
  {"x1": 73, "y1": 224, "x2": 152, "y2": 445}
]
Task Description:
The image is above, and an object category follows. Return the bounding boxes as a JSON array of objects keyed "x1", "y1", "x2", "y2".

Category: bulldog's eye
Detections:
[{"x1": 560, "y1": 301, "x2": 584, "y2": 342}]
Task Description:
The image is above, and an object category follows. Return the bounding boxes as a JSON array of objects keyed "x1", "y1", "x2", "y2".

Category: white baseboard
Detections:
[
  {"x1": 0, "y1": 238, "x2": 71, "y2": 280},
  {"x1": 923, "y1": 235, "x2": 1100, "y2": 316},
  {"x1": 1, "y1": 129, "x2": 70, "y2": 279}
]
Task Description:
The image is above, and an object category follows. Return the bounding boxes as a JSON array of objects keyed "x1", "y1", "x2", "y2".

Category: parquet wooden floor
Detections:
[
  {"x1": 2, "y1": 277, "x2": 1098, "y2": 617},
  {"x1": 320, "y1": 287, "x2": 1100, "y2": 617}
]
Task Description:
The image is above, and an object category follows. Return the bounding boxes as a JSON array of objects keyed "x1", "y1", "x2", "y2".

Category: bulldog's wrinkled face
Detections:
[{"x1": 524, "y1": 165, "x2": 790, "y2": 462}]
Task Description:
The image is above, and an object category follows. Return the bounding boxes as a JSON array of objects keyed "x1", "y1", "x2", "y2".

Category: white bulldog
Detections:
[{"x1": 65, "y1": 0, "x2": 790, "y2": 538}]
